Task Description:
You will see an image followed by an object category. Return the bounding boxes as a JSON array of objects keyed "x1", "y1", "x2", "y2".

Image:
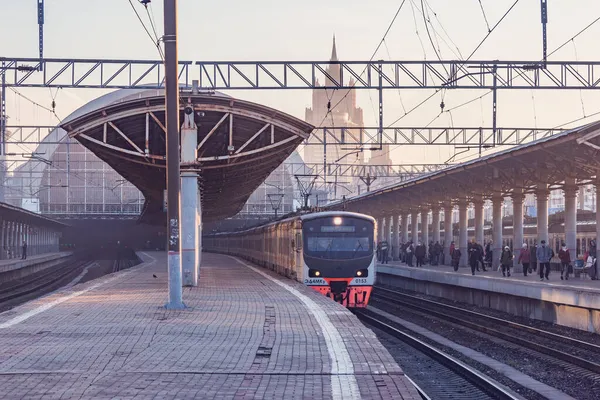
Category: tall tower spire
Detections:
[{"x1": 331, "y1": 35, "x2": 338, "y2": 61}]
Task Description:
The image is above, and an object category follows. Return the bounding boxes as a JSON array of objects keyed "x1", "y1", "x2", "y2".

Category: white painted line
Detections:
[
  {"x1": 0, "y1": 253, "x2": 157, "y2": 329},
  {"x1": 65, "y1": 262, "x2": 96, "y2": 288},
  {"x1": 230, "y1": 256, "x2": 361, "y2": 400}
]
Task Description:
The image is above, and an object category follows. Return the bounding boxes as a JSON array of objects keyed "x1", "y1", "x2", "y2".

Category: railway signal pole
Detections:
[{"x1": 163, "y1": 0, "x2": 185, "y2": 309}]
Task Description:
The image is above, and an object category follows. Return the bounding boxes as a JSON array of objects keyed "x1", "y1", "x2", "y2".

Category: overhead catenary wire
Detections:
[
  {"x1": 477, "y1": 0, "x2": 492, "y2": 32},
  {"x1": 128, "y1": 0, "x2": 164, "y2": 61}
]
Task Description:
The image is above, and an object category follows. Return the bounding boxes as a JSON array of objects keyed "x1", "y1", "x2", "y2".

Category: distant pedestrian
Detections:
[
  {"x1": 530, "y1": 241, "x2": 538, "y2": 273},
  {"x1": 380, "y1": 241, "x2": 390, "y2": 264},
  {"x1": 21, "y1": 241, "x2": 27, "y2": 260},
  {"x1": 500, "y1": 246, "x2": 513, "y2": 277},
  {"x1": 536, "y1": 240, "x2": 552, "y2": 281},
  {"x1": 451, "y1": 247, "x2": 461, "y2": 272},
  {"x1": 484, "y1": 240, "x2": 493, "y2": 271},
  {"x1": 406, "y1": 242, "x2": 414, "y2": 267},
  {"x1": 558, "y1": 243, "x2": 571, "y2": 280},
  {"x1": 589, "y1": 240, "x2": 598, "y2": 280},
  {"x1": 518, "y1": 243, "x2": 531, "y2": 277},
  {"x1": 468, "y1": 240, "x2": 482, "y2": 275},
  {"x1": 415, "y1": 242, "x2": 426, "y2": 267}
]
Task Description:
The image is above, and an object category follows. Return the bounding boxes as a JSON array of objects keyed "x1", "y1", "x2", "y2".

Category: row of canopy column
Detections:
[
  {"x1": 375, "y1": 179, "x2": 600, "y2": 267},
  {"x1": 0, "y1": 219, "x2": 60, "y2": 260}
]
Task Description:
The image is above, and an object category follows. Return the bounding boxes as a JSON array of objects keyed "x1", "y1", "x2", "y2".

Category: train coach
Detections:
[{"x1": 204, "y1": 211, "x2": 376, "y2": 308}]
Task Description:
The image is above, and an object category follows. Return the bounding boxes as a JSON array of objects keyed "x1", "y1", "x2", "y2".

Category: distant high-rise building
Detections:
[{"x1": 304, "y1": 36, "x2": 365, "y2": 168}]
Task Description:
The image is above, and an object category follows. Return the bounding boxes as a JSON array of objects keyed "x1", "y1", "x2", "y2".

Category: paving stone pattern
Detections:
[{"x1": 0, "y1": 252, "x2": 419, "y2": 399}]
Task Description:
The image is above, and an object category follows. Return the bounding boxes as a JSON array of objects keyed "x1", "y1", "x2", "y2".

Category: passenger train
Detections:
[{"x1": 204, "y1": 211, "x2": 376, "y2": 308}]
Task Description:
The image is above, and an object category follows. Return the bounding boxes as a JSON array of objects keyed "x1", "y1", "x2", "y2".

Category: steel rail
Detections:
[
  {"x1": 355, "y1": 309, "x2": 521, "y2": 400},
  {"x1": 372, "y1": 287, "x2": 600, "y2": 374}
]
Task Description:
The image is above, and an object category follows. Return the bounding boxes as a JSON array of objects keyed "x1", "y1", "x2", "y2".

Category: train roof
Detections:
[
  {"x1": 207, "y1": 211, "x2": 375, "y2": 236},
  {"x1": 299, "y1": 211, "x2": 375, "y2": 223}
]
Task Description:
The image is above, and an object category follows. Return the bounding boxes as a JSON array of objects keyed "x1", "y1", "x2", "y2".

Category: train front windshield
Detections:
[{"x1": 303, "y1": 216, "x2": 374, "y2": 260}]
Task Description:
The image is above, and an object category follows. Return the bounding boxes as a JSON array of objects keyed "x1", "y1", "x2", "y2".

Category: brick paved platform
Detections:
[
  {"x1": 0, "y1": 252, "x2": 419, "y2": 399},
  {"x1": 0, "y1": 252, "x2": 72, "y2": 274}
]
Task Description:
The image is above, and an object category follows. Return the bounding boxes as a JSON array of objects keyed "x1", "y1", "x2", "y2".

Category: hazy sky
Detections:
[{"x1": 2, "y1": 0, "x2": 600, "y2": 165}]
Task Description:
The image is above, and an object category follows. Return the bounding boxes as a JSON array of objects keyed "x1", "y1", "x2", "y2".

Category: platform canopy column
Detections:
[
  {"x1": 410, "y1": 210, "x2": 419, "y2": 243},
  {"x1": 400, "y1": 213, "x2": 409, "y2": 244},
  {"x1": 432, "y1": 206, "x2": 441, "y2": 245},
  {"x1": 473, "y1": 195, "x2": 484, "y2": 246},
  {"x1": 180, "y1": 105, "x2": 199, "y2": 287},
  {"x1": 391, "y1": 214, "x2": 400, "y2": 260},
  {"x1": 512, "y1": 188, "x2": 525, "y2": 268},
  {"x1": 536, "y1": 184, "x2": 550, "y2": 244},
  {"x1": 377, "y1": 216, "x2": 384, "y2": 242},
  {"x1": 564, "y1": 178, "x2": 578, "y2": 260},
  {"x1": 0, "y1": 220, "x2": 4, "y2": 260},
  {"x1": 492, "y1": 195, "x2": 504, "y2": 269},
  {"x1": 596, "y1": 179, "x2": 600, "y2": 262},
  {"x1": 422, "y1": 209, "x2": 429, "y2": 253},
  {"x1": 386, "y1": 215, "x2": 393, "y2": 244},
  {"x1": 443, "y1": 203, "x2": 453, "y2": 265},
  {"x1": 458, "y1": 201, "x2": 468, "y2": 267}
]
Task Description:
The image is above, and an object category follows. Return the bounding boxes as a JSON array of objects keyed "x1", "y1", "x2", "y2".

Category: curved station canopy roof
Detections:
[{"x1": 61, "y1": 92, "x2": 313, "y2": 224}]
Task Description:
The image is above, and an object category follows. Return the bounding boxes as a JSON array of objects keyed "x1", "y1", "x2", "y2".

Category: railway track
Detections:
[
  {"x1": 355, "y1": 308, "x2": 521, "y2": 400},
  {"x1": 0, "y1": 257, "x2": 92, "y2": 311},
  {"x1": 372, "y1": 286, "x2": 600, "y2": 375}
]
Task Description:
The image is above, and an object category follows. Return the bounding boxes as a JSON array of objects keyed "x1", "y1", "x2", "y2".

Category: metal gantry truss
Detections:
[
  {"x1": 6, "y1": 125, "x2": 566, "y2": 147},
  {"x1": 1, "y1": 58, "x2": 600, "y2": 89}
]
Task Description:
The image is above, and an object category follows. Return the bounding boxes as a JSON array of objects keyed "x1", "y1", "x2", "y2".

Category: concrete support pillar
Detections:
[
  {"x1": 443, "y1": 204, "x2": 453, "y2": 265},
  {"x1": 473, "y1": 197, "x2": 484, "y2": 245},
  {"x1": 564, "y1": 182, "x2": 578, "y2": 259},
  {"x1": 0, "y1": 221, "x2": 4, "y2": 260},
  {"x1": 512, "y1": 191, "x2": 524, "y2": 268},
  {"x1": 401, "y1": 213, "x2": 409, "y2": 244},
  {"x1": 492, "y1": 196, "x2": 503, "y2": 269},
  {"x1": 411, "y1": 210, "x2": 419, "y2": 242},
  {"x1": 377, "y1": 217, "x2": 384, "y2": 242},
  {"x1": 536, "y1": 185, "x2": 550, "y2": 244},
  {"x1": 391, "y1": 214, "x2": 400, "y2": 260},
  {"x1": 180, "y1": 116, "x2": 199, "y2": 287},
  {"x1": 596, "y1": 181, "x2": 600, "y2": 261},
  {"x1": 422, "y1": 210, "x2": 429, "y2": 254},
  {"x1": 458, "y1": 201, "x2": 468, "y2": 267},
  {"x1": 196, "y1": 187, "x2": 202, "y2": 274},
  {"x1": 386, "y1": 215, "x2": 393, "y2": 244},
  {"x1": 432, "y1": 207, "x2": 440, "y2": 244}
]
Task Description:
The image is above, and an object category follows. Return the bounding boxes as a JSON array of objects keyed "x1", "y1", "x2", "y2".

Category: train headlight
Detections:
[
  {"x1": 315, "y1": 271, "x2": 321, "y2": 277},
  {"x1": 333, "y1": 217, "x2": 343, "y2": 225},
  {"x1": 309, "y1": 269, "x2": 322, "y2": 277},
  {"x1": 356, "y1": 270, "x2": 362, "y2": 276},
  {"x1": 355, "y1": 269, "x2": 369, "y2": 277}
]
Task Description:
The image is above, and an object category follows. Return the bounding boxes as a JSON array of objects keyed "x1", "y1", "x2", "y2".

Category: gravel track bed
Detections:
[
  {"x1": 366, "y1": 322, "x2": 496, "y2": 399},
  {"x1": 371, "y1": 298, "x2": 600, "y2": 400},
  {"x1": 377, "y1": 280, "x2": 600, "y2": 345},
  {"x1": 374, "y1": 288, "x2": 600, "y2": 364}
]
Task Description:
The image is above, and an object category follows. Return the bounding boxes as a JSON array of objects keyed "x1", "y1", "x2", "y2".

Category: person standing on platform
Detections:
[
  {"x1": 558, "y1": 242, "x2": 571, "y2": 280},
  {"x1": 484, "y1": 240, "x2": 493, "y2": 270},
  {"x1": 536, "y1": 240, "x2": 552, "y2": 281},
  {"x1": 530, "y1": 241, "x2": 538, "y2": 273},
  {"x1": 451, "y1": 247, "x2": 461, "y2": 272},
  {"x1": 21, "y1": 241, "x2": 27, "y2": 260},
  {"x1": 518, "y1": 243, "x2": 531, "y2": 277},
  {"x1": 468, "y1": 240, "x2": 482, "y2": 275},
  {"x1": 415, "y1": 242, "x2": 426, "y2": 267},
  {"x1": 588, "y1": 240, "x2": 598, "y2": 280},
  {"x1": 433, "y1": 241, "x2": 442, "y2": 265},
  {"x1": 449, "y1": 241, "x2": 456, "y2": 265},
  {"x1": 500, "y1": 246, "x2": 513, "y2": 277},
  {"x1": 380, "y1": 241, "x2": 390, "y2": 264},
  {"x1": 406, "y1": 242, "x2": 414, "y2": 267}
]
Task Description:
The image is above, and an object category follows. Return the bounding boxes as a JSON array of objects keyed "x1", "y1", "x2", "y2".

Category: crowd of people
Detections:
[{"x1": 376, "y1": 238, "x2": 599, "y2": 281}]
